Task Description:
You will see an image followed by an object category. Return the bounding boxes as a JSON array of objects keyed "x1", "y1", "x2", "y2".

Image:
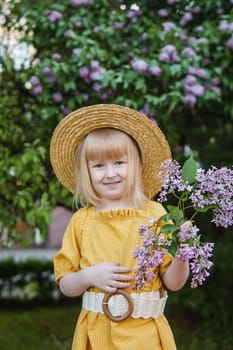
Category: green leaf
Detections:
[
  {"x1": 182, "y1": 156, "x2": 197, "y2": 184},
  {"x1": 135, "y1": 78, "x2": 146, "y2": 91},
  {"x1": 160, "y1": 224, "x2": 179, "y2": 234},
  {"x1": 168, "y1": 239, "x2": 178, "y2": 257},
  {"x1": 158, "y1": 213, "x2": 171, "y2": 223},
  {"x1": 167, "y1": 205, "x2": 184, "y2": 224}
]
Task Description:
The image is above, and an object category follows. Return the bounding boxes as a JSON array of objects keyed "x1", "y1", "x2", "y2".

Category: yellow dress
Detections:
[{"x1": 54, "y1": 201, "x2": 177, "y2": 350}]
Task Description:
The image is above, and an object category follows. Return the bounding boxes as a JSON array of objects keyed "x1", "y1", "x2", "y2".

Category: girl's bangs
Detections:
[{"x1": 84, "y1": 129, "x2": 128, "y2": 160}]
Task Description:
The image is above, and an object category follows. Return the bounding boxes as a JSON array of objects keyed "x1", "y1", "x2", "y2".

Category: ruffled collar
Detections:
[{"x1": 89, "y1": 203, "x2": 150, "y2": 219}]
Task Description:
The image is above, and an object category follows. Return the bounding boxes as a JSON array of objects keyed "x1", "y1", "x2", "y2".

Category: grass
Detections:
[
  {"x1": 0, "y1": 303, "x2": 232, "y2": 350},
  {"x1": 0, "y1": 303, "x2": 78, "y2": 350}
]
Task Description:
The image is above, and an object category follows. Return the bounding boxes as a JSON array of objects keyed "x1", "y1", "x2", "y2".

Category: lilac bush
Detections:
[{"x1": 133, "y1": 157, "x2": 233, "y2": 289}]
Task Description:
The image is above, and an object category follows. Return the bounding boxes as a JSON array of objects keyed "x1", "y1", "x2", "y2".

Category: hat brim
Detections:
[{"x1": 50, "y1": 104, "x2": 171, "y2": 198}]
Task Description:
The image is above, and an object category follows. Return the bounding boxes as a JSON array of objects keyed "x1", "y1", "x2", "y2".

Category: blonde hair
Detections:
[{"x1": 75, "y1": 128, "x2": 147, "y2": 208}]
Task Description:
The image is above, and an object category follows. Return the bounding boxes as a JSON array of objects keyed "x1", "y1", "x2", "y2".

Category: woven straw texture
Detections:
[{"x1": 50, "y1": 104, "x2": 171, "y2": 198}]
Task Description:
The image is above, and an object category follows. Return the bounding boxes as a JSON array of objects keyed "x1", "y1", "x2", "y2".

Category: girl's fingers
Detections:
[
  {"x1": 113, "y1": 266, "x2": 132, "y2": 273},
  {"x1": 112, "y1": 273, "x2": 133, "y2": 281},
  {"x1": 108, "y1": 280, "x2": 131, "y2": 289}
]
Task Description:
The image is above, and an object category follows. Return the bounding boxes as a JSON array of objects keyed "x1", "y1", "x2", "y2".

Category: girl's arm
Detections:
[
  {"x1": 59, "y1": 262, "x2": 133, "y2": 297},
  {"x1": 162, "y1": 257, "x2": 189, "y2": 291}
]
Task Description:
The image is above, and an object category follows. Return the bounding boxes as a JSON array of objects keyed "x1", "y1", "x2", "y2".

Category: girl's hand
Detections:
[{"x1": 87, "y1": 262, "x2": 133, "y2": 293}]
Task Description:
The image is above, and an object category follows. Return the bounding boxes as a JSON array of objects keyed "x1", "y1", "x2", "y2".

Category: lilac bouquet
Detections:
[{"x1": 133, "y1": 157, "x2": 233, "y2": 289}]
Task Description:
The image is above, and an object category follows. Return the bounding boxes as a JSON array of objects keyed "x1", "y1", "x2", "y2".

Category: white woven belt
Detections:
[{"x1": 82, "y1": 290, "x2": 167, "y2": 319}]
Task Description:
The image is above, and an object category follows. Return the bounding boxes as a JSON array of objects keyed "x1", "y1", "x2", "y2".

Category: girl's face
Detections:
[{"x1": 88, "y1": 155, "x2": 129, "y2": 206}]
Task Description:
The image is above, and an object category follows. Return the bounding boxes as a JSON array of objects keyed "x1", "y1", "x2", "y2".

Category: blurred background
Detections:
[{"x1": 0, "y1": 0, "x2": 233, "y2": 349}]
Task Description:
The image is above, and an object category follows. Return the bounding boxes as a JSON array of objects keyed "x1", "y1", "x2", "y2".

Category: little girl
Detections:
[{"x1": 50, "y1": 104, "x2": 189, "y2": 350}]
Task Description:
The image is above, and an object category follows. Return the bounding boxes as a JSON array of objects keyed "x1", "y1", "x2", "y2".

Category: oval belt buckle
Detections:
[{"x1": 102, "y1": 289, "x2": 134, "y2": 322}]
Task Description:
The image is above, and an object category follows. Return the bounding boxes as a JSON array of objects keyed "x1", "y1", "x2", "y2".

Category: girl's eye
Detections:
[
  {"x1": 115, "y1": 160, "x2": 125, "y2": 166},
  {"x1": 94, "y1": 163, "x2": 104, "y2": 168}
]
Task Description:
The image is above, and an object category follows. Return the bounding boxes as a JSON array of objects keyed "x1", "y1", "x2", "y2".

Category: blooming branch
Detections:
[{"x1": 133, "y1": 157, "x2": 233, "y2": 289}]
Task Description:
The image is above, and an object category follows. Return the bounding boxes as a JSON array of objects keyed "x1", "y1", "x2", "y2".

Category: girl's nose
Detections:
[{"x1": 105, "y1": 164, "x2": 115, "y2": 177}]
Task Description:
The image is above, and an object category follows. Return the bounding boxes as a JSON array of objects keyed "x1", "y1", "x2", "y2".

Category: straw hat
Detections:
[{"x1": 50, "y1": 104, "x2": 171, "y2": 198}]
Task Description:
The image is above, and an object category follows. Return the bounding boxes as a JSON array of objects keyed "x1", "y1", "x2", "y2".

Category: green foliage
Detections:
[
  {"x1": 0, "y1": 258, "x2": 58, "y2": 304},
  {"x1": 181, "y1": 156, "x2": 197, "y2": 184},
  {"x1": 0, "y1": 257, "x2": 81, "y2": 306},
  {"x1": 0, "y1": 0, "x2": 233, "y2": 246}
]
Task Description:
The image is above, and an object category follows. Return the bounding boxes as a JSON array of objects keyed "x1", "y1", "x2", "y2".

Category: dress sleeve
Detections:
[{"x1": 53, "y1": 208, "x2": 87, "y2": 282}]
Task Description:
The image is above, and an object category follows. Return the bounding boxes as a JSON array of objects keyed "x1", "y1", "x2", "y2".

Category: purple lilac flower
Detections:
[
  {"x1": 178, "y1": 221, "x2": 200, "y2": 241},
  {"x1": 159, "y1": 52, "x2": 170, "y2": 62},
  {"x1": 61, "y1": 106, "x2": 72, "y2": 115},
  {"x1": 46, "y1": 10, "x2": 63, "y2": 23},
  {"x1": 176, "y1": 243, "x2": 194, "y2": 262},
  {"x1": 212, "y1": 78, "x2": 220, "y2": 86},
  {"x1": 73, "y1": 48, "x2": 82, "y2": 56},
  {"x1": 185, "y1": 84, "x2": 205, "y2": 96},
  {"x1": 64, "y1": 30, "x2": 74, "y2": 38},
  {"x1": 195, "y1": 26, "x2": 204, "y2": 33},
  {"x1": 29, "y1": 76, "x2": 43, "y2": 96},
  {"x1": 112, "y1": 22, "x2": 124, "y2": 29},
  {"x1": 182, "y1": 47, "x2": 196, "y2": 58},
  {"x1": 134, "y1": 217, "x2": 214, "y2": 289},
  {"x1": 184, "y1": 75, "x2": 197, "y2": 86},
  {"x1": 90, "y1": 60, "x2": 106, "y2": 80},
  {"x1": 79, "y1": 66, "x2": 90, "y2": 83},
  {"x1": 30, "y1": 76, "x2": 40, "y2": 86},
  {"x1": 42, "y1": 66, "x2": 57, "y2": 83},
  {"x1": 127, "y1": 9, "x2": 143, "y2": 22},
  {"x1": 189, "y1": 5, "x2": 201, "y2": 13},
  {"x1": 100, "y1": 89, "x2": 113, "y2": 100},
  {"x1": 52, "y1": 53, "x2": 62, "y2": 61},
  {"x1": 42, "y1": 67, "x2": 52, "y2": 75},
  {"x1": 175, "y1": 220, "x2": 215, "y2": 288},
  {"x1": 167, "y1": 0, "x2": 181, "y2": 4},
  {"x1": 131, "y1": 58, "x2": 148, "y2": 73},
  {"x1": 79, "y1": 66, "x2": 89, "y2": 78},
  {"x1": 32, "y1": 85, "x2": 43, "y2": 96},
  {"x1": 82, "y1": 93, "x2": 89, "y2": 101},
  {"x1": 180, "y1": 12, "x2": 193, "y2": 26},
  {"x1": 92, "y1": 82, "x2": 103, "y2": 93},
  {"x1": 159, "y1": 45, "x2": 180, "y2": 62},
  {"x1": 79, "y1": 61, "x2": 106, "y2": 83},
  {"x1": 139, "y1": 105, "x2": 157, "y2": 122},
  {"x1": 189, "y1": 242, "x2": 215, "y2": 288},
  {"x1": 158, "y1": 9, "x2": 169, "y2": 17},
  {"x1": 92, "y1": 83, "x2": 113, "y2": 100},
  {"x1": 188, "y1": 66, "x2": 207, "y2": 79},
  {"x1": 204, "y1": 83, "x2": 221, "y2": 95},
  {"x1": 183, "y1": 67, "x2": 207, "y2": 106},
  {"x1": 218, "y1": 20, "x2": 233, "y2": 32},
  {"x1": 157, "y1": 159, "x2": 193, "y2": 202},
  {"x1": 184, "y1": 94, "x2": 197, "y2": 108},
  {"x1": 190, "y1": 167, "x2": 233, "y2": 228},
  {"x1": 162, "y1": 22, "x2": 176, "y2": 34},
  {"x1": 148, "y1": 66, "x2": 162, "y2": 76},
  {"x1": 227, "y1": 35, "x2": 233, "y2": 51},
  {"x1": 133, "y1": 223, "x2": 168, "y2": 289},
  {"x1": 53, "y1": 92, "x2": 63, "y2": 103},
  {"x1": 186, "y1": 36, "x2": 197, "y2": 45},
  {"x1": 71, "y1": 0, "x2": 91, "y2": 6}
]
